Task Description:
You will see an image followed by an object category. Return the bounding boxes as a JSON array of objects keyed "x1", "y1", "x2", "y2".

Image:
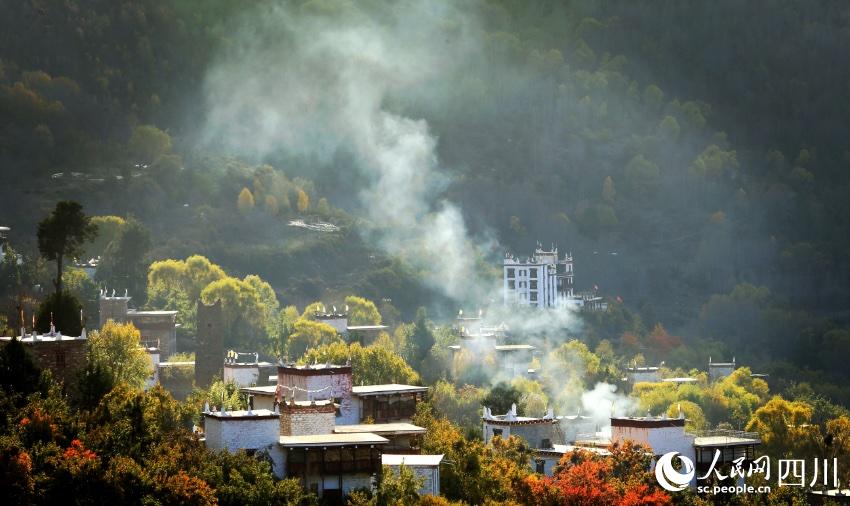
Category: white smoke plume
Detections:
[
  {"x1": 202, "y1": 1, "x2": 633, "y2": 427},
  {"x1": 202, "y1": 1, "x2": 489, "y2": 302}
]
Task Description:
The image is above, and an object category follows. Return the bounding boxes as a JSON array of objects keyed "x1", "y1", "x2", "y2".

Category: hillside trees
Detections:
[
  {"x1": 129, "y1": 125, "x2": 172, "y2": 164},
  {"x1": 147, "y1": 255, "x2": 281, "y2": 349},
  {"x1": 37, "y1": 201, "x2": 97, "y2": 296},
  {"x1": 301, "y1": 341, "x2": 420, "y2": 385},
  {"x1": 95, "y1": 218, "x2": 152, "y2": 301}
]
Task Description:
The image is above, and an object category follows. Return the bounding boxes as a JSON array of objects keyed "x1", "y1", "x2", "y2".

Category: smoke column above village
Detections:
[
  {"x1": 202, "y1": 0, "x2": 633, "y2": 421},
  {"x1": 202, "y1": 1, "x2": 491, "y2": 303}
]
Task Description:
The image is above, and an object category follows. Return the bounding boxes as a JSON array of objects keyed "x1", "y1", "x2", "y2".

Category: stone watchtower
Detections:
[
  {"x1": 195, "y1": 300, "x2": 224, "y2": 388},
  {"x1": 99, "y1": 292, "x2": 130, "y2": 327}
]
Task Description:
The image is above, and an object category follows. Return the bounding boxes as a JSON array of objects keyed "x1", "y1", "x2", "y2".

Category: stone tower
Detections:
[
  {"x1": 195, "y1": 299, "x2": 224, "y2": 388},
  {"x1": 99, "y1": 292, "x2": 130, "y2": 327}
]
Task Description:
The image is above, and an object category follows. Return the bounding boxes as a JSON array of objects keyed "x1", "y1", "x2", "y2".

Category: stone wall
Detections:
[
  {"x1": 277, "y1": 365, "x2": 356, "y2": 423},
  {"x1": 99, "y1": 296, "x2": 129, "y2": 327},
  {"x1": 483, "y1": 421, "x2": 560, "y2": 449},
  {"x1": 128, "y1": 313, "x2": 177, "y2": 358},
  {"x1": 279, "y1": 401, "x2": 336, "y2": 436},
  {"x1": 195, "y1": 300, "x2": 223, "y2": 388},
  {"x1": 21, "y1": 338, "x2": 87, "y2": 389}
]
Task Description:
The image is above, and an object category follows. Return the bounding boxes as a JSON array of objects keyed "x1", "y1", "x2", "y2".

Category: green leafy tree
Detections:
[
  {"x1": 129, "y1": 124, "x2": 172, "y2": 163},
  {"x1": 146, "y1": 255, "x2": 227, "y2": 333},
  {"x1": 411, "y1": 308, "x2": 435, "y2": 366},
  {"x1": 429, "y1": 380, "x2": 486, "y2": 431},
  {"x1": 37, "y1": 201, "x2": 98, "y2": 296},
  {"x1": 0, "y1": 336, "x2": 41, "y2": 398},
  {"x1": 301, "y1": 341, "x2": 420, "y2": 385},
  {"x1": 85, "y1": 216, "x2": 126, "y2": 259},
  {"x1": 623, "y1": 154, "x2": 660, "y2": 196},
  {"x1": 36, "y1": 291, "x2": 83, "y2": 336},
  {"x1": 62, "y1": 267, "x2": 99, "y2": 326},
  {"x1": 375, "y1": 464, "x2": 423, "y2": 506},
  {"x1": 204, "y1": 379, "x2": 248, "y2": 411},
  {"x1": 345, "y1": 295, "x2": 381, "y2": 326},
  {"x1": 746, "y1": 396, "x2": 820, "y2": 459},
  {"x1": 74, "y1": 362, "x2": 115, "y2": 411},
  {"x1": 87, "y1": 322, "x2": 151, "y2": 389},
  {"x1": 96, "y1": 218, "x2": 152, "y2": 302},
  {"x1": 196, "y1": 274, "x2": 278, "y2": 351},
  {"x1": 286, "y1": 319, "x2": 341, "y2": 359},
  {"x1": 482, "y1": 382, "x2": 522, "y2": 415}
]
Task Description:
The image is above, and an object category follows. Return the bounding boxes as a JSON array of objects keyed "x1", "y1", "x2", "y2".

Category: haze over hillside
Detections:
[{"x1": 2, "y1": 0, "x2": 850, "y2": 398}]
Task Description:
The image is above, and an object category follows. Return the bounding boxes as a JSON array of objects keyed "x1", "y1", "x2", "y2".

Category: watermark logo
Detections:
[{"x1": 655, "y1": 452, "x2": 695, "y2": 492}]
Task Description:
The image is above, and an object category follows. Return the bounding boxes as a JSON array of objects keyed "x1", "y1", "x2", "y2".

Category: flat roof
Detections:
[
  {"x1": 279, "y1": 432, "x2": 388, "y2": 447},
  {"x1": 347, "y1": 325, "x2": 389, "y2": 330},
  {"x1": 352, "y1": 384, "x2": 428, "y2": 396},
  {"x1": 557, "y1": 415, "x2": 594, "y2": 422},
  {"x1": 204, "y1": 409, "x2": 278, "y2": 420},
  {"x1": 611, "y1": 417, "x2": 686, "y2": 428},
  {"x1": 537, "y1": 444, "x2": 611, "y2": 457},
  {"x1": 485, "y1": 416, "x2": 558, "y2": 426},
  {"x1": 225, "y1": 361, "x2": 275, "y2": 368},
  {"x1": 662, "y1": 377, "x2": 698, "y2": 383},
  {"x1": 128, "y1": 310, "x2": 178, "y2": 315},
  {"x1": 334, "y1": 423, "x2": 426, "y2": 436},
  {"x1": 382, "y1": 454, "x2": 443, "y2": 466},
  {"x1": 694, "y1": 436, "x2": 760, "y2": 447},
  {"x1": 158, "y1": 361, "x2": 195, "y2": 367},
  {"x1": 1, "y1": 334, "x2": 84, "y2": 342},
  {"x1": 278, "y1": 363, "x2": 352, "y2": 375},
  {"x1": 241, "y1": 385, "x2": 277, "y2": 395},
  {"x1": 494, "y1": 344, "x2": 535, "y2": 351}
]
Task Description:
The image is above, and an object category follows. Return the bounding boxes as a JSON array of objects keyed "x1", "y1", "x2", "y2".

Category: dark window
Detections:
[
  {"x1": 530, "y1": 268, "x2": 537, "y2": 276},
  {"x1": 508, "y1": 280, "x2": 515, "y2": 289},
  {"x1": 536, "y1": 459, "x2": 546, "y2": 474},
  {"x1": 530, "y1": 280, "x2": 537, "y2": 289},
  {"x1": 55, "y1": 351, "x2": 66, "y2": 369},
  {"x1": 540, "y1": 438, "x2": 551, "y2": 448},
  {"x1": 492, "y1": 428, "x2": 503, "y2": 438},
  {"x1": 507, "y1": 268, "x2": 515, "y2": 278},
  {"x1": 530, "y1": 292, "x2": 538, "y2": 302}
]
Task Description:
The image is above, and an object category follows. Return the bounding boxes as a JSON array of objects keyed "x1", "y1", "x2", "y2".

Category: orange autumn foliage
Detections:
[
  {"x1": 64, "y1": 439, "x2": 97, "y2": 461},
  {"x1": 646, "y1": 324, "x2": 682, "y2": 354},
  {"x1": 519, "y1": 442, "x2": 671, "y2": 506}
]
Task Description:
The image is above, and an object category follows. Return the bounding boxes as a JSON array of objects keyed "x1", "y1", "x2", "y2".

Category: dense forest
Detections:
[{"x1": 3, "y1": 0, "x2": 850, "y2": 489}]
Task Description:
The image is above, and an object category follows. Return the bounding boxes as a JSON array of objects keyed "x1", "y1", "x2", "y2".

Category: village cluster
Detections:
[{"x1": 1, "y1": 231, "x2": 767, "y2": 501}]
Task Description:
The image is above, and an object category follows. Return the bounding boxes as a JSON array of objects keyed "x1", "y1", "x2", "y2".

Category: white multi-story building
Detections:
[{"x1": 503, "y1": 246, "x2": 573, "y2": 308}]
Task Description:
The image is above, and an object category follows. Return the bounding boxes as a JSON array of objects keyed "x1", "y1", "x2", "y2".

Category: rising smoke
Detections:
[
  {"x1": 202, "y1": 0, "x2": 634, "y2": 424},
  {"x1": 202, "y1": 1, "x2": 491, "y2": 303}
]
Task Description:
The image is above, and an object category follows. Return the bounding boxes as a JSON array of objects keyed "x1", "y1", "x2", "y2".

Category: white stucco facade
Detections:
[
  {"x1": 504, "y1": 247, "x2": 573, "y2": 308},
  {"x1": 204, "y1": 409, "x2": 286, "y2": 477},
  {"x1": 610, "y1": 417, "x2": 695, "y2": 462}
]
